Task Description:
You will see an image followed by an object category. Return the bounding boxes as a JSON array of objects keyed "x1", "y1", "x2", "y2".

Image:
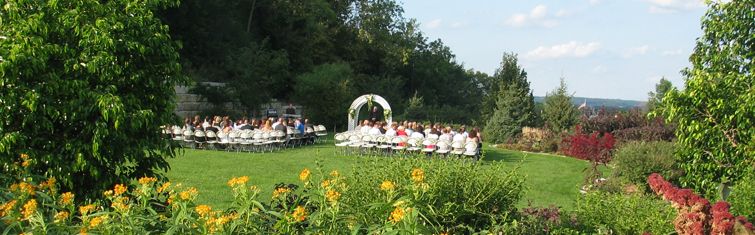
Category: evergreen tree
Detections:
[
  {"x1": 647, "y1": 77, "x2": 673, "y2": 116},
  {"x1": 543, "y1": 78, "x2": 579, "y2": 133},
  {"x1": 484, "y1": 53, "x2": 537, "y2": 143}
]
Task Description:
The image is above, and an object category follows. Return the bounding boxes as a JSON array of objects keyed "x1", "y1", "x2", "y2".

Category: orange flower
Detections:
[
  {"x1": 157, "y1": 182, "x2": 171, "y2": 193},
  {"x1": 380, "y1": 180, "x2": 395, "y2": 191},
  {"x1": 325, "y1": 189, "x2": 341, "y2": 203},
  {"x1": 227, "y1": 176, "x2": 249, "y2": 187},
  {"x1": 40, "y1": 177, "x2": 56, "y2": 191},
  {"x1": 54, "y1": 211, "x2": 69, "y2": 223},
  {"x1": 89, "y1": 216, "x2": 104, "y2": 228},
  {"x1": 299, "y1": 168, "x2": 311, "y2": 181},
  {"x1": 321, "y1": 179, "x2": 331, "y2": 189},
  {"x1": 113, "y1": 184, "x2": 127, "y2": 196},
  {"x1": 79, "y1": 204, "x2": 96, "y2": 215},
  {"x1": 292, "y1": 206, "x2": 307, "y2": 222},
  {"x1": 22, "y1": 199, "x2": 37, "y2": 220},
  {"x1": 138, "y1": 176, "x2": 157, "y2": 185},
  {"x1": 272, "y1": 187, "x2": 291, "y2": 199},
  {"x1": 60, "y1": 192, "x2": 75, "y2": 205},
  {"x1": 388, "y1": 206, "x2": 405, "y2": 224},
  {"x1": 179, "y1": 187, "x2": 198, "y2": 200},
  {"x1": 411, "y1": 168, "x2": 425, "y2": 183},
  {"x1": 329, "y1": 170, "x2": 340, "y2": 178},
  {"x1": 0, "y1": 200, "x2": 17, "y2": 217},
  {"x1": 195, "y1": 204, "x2": 212, "y2": 218}
]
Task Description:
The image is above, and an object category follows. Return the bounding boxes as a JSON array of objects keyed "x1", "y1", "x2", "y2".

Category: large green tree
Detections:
[
  {"x1": 543, "y1": 78, "x2": 579, "y2": 133},
  {"x1": 484, "y1": 53, "x2": 537, "y2": 143},
  {"x1": 0, "y1": 0, "x2": 185, "y2": 199},
  {"x1": 293, "y1": 63, "x2": 357, "y2": 129},
  {"x1": 663, "y1": 0, "x2": 754, "y2": 199}
]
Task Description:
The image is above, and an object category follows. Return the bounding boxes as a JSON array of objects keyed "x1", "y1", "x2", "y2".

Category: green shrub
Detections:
[
  {"x1": 342, "y1": 157, "x2": 525, "y2": 233},
  {"x1": 574, "y1": 191, "x2": 676, "y2": 234},
  {"x1": 729, "y1": 168, "x2": 755, "y2": 220},
  {"x1": 612, "y1": 141, "x2": 679, "y2": 190}
]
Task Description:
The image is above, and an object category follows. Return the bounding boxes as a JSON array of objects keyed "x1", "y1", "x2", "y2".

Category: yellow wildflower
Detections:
[
  {"x1": 54, "y1": 211, "x2": 69, "y2": 223},
  {"x1": 388, "y1": 206, "x2": 405, "y2": 224},
  {"x1": 330, "y1": 170, "x2": 340, "y2": 178},
  {"x1": 272, "y1": 187, "x2": 291, "y2": 199},
  {"x1": 411, "y1": 168, "x2": 425, "y2": 183},
  {"x1": 0, "y1": 200, "x2": 17, "y2": 217},
  {"x1": 20, "y1": 154, "x2": 30, "y2": 167},
  {"x1": 111, "y1": 197, "x2": 130, "y2": 212},
  {"x1": 103, "y1": 190, "x2": 114, "y2": 198},
  {"x1": 89, "y1": 216, "x2": 103, "y2": 228},
  {"x1": 195, "y1": 204, "x2": 212, "y2": 218},
  {"x1": 250, "y1": 185, "x2": 259, "y2": 191},
  {"x1": 299, "y1": 168, "x2": 311, "y2": 181},
  {"x1": 113, "y1": 184, "x2": 127, "y2": 196},
  {"x1": 380, "y1": 180, "x2": 395, "y2": 191},
  {"x1": 227, "y1": 176, "x2": 249, "y2": 187},
  {"x1": 292, "y1": 206, "x2": 307, "y2": 222},
  {"x1": 321, "y1": 179, "x2": 331, "y2": 189},
  {"x1": 15, "y1": 182, "x2": 35, "y2": 195},
  {"x1": 79, "y1": 204, "x2": 96, "y2": 215},
  {"x1": 60, "y1": 192, "x2": 75, "y2": 205},
  {"x1": 157, "y1": 182, "x2": 171, "y2": 193},
  {"x1": 22, "y1": 199, "x2": 37, "y2": 220},
  {"x1": 138, "y1": 176, "x2": 157, "y2": 185},
  {"x1": 40, "y1": 177, "x2": 56, "y2": 190},
  {"x1": 180, "y1": 187, "x2": 198, "y2": 200},
  {"x1": 325, "y1": 189, "x2": 341, "y2": 203}
]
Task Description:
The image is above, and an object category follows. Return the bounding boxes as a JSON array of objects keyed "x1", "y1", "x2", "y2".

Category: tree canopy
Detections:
[
  {"x1": 160, "y1": 0, "x2": 487, "y2": 125},
  {"x1": 484, "y1": 53, "x2": 538, "y2": 143},
  {"x1": 543, "y1": 78, "x2": 579, "y2": 133},
  {"x1": 0, "y1": 0, "x2": 186, "y2": 199},
  {"x1": 663, "y1": 0, "x2": 755, "y2": 199}
]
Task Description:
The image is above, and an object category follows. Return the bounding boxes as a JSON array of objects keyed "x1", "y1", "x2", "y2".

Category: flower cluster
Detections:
[{"x1": 647, "y1": 173, "x2": 753, "y2": 234}]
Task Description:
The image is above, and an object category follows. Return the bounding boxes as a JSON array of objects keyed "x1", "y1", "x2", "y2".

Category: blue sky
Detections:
[{"x1": 401, "y1": 0, "x2": 707, "y2": 100}]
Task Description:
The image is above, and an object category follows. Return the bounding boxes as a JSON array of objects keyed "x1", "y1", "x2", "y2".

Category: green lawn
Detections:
[{"x1": 165, "y1": 141, "x2": 603, "y2": 211}]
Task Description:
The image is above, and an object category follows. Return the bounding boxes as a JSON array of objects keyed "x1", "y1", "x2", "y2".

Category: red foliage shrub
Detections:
[
  {"x1": 560, "y1": 125, "x2": 615, "y2": 163},
  {"x1": 647, "y1": 173, "x2": 753, "y2": 235}
]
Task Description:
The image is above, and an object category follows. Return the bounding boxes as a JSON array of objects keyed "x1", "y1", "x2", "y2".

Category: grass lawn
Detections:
[{"x1": 165, "y1": 140, "x2": 605, "y2": 211}]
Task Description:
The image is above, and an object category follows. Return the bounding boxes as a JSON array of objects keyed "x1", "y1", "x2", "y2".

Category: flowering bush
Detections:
[
  {"x1": 0, "y1": 155, "x2": 524, "y2": 234},
  {"x1": 612, "y1": 141, "x2": 680, "y2": 191},
  {"x1": 574, "y1": 191, "x2": 676, "y2": 234},
  {"x1": 647, "y1": 173, "x2": 754, "y2": 234}
]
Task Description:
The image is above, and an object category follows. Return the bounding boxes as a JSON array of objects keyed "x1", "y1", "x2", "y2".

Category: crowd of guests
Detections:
[
  {"x1": 355, "y1": 119, "x2": 483, "y2": 148},
  {"x1": 180, "y1": 115, "x2": 312, "y2": 136}
]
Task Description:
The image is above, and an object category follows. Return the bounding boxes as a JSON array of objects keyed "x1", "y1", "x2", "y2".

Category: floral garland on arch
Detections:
[
  {"x1": 383, "y1": 109, "x2": 392, "y2": 121},
  {"x1": 348, "y1": 108, "x2": 356, "y2": 119}
]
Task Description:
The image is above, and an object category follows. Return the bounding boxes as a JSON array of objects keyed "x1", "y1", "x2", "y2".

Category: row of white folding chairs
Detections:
[
  {"x1": 334, "y1": 132, "x2": 479, "y2": 157},
  {"x1": 172, "y1": 128, "x2": 313, "y2": 152}
]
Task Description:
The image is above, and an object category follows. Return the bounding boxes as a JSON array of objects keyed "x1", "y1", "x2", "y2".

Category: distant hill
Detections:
[{"x1": 534, "y1": 96, "x2": 645, "y2": 109}]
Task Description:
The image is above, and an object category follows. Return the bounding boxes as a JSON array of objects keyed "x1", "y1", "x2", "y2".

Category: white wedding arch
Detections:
[{"x1": 347, "y1": 94, "x2": 392, "y2": 131}]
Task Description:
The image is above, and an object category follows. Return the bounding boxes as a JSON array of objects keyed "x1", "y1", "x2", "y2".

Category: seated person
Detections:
[
  {"x1": 368, "y1": 122, "x2": 382, "y2": 135},
  {"x1": 385, "y1": 123, "x2": 397, "y2": 136},
  {"x1": 360, "y1": 120, "x2": 372, "y2": 134}
]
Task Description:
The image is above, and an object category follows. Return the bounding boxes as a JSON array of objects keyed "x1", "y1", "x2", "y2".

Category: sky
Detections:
[{"x1": 401, "y1": 0, "x2": 708, "y2": 101}]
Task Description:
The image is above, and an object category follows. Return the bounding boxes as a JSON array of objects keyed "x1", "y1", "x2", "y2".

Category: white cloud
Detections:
[
  {"x1": 504, "y1": 4, "x2": 562, "y2": 28},
  {"x1": 525, "y1": 41, "x2": 602, "y2": 60},
  {"x1": 426, "y1": 19, "x2": 442, "y2": 29},
  {"x1": 588, "y1": 0, "x2": 602, "y2": 5},
  {"x1": 555, "y1": 9, "x2": 570, "y2": 17},
  {"x1": 622, "y1": 45, "x2": 650, "y2": 58},
  {"x1": 661, "y1": 49, "x2": 684, "y2": 56},
  {"x1": 644, "y1": 0, "x2": 704, "y2": 14}
]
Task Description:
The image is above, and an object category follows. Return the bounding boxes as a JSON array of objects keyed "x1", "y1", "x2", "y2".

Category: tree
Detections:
[
  {"x1": 484, "y1": 53, "x2": 537, "y2": 143},
  {"x1": 293, "y1": 63, "x2": 357, "y2": 129},
  {"x1": 543, "y1": 78, "x2": 579, "y2": 133},
  {"x1": 647, "y1": 77, "x2": 673, "y2": 116},
  {"x1": 0, "y1": 0, "x2": 186, "y2": 199},
  {"x1": 663, "y1": 0, "x2": 755, "y2": 200}
]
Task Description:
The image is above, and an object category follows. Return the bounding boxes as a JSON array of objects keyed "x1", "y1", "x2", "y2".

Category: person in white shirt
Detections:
[
  {"x1": 384, "y1": 123, "x2": 397, "y2": 136},
  {"x1": 452, "y1": 132, "x2": 465, "y2": 142},
  {"x1": 368, "y1": 123, "x2": 382, "y2": 135},
  {"x1": 360, "y1": 120, "x2": 372, "y2": 134}
]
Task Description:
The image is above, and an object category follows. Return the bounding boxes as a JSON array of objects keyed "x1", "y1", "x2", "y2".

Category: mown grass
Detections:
[{"x1": 165, "y1": 140, "x2": 604, "y2": 211}]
